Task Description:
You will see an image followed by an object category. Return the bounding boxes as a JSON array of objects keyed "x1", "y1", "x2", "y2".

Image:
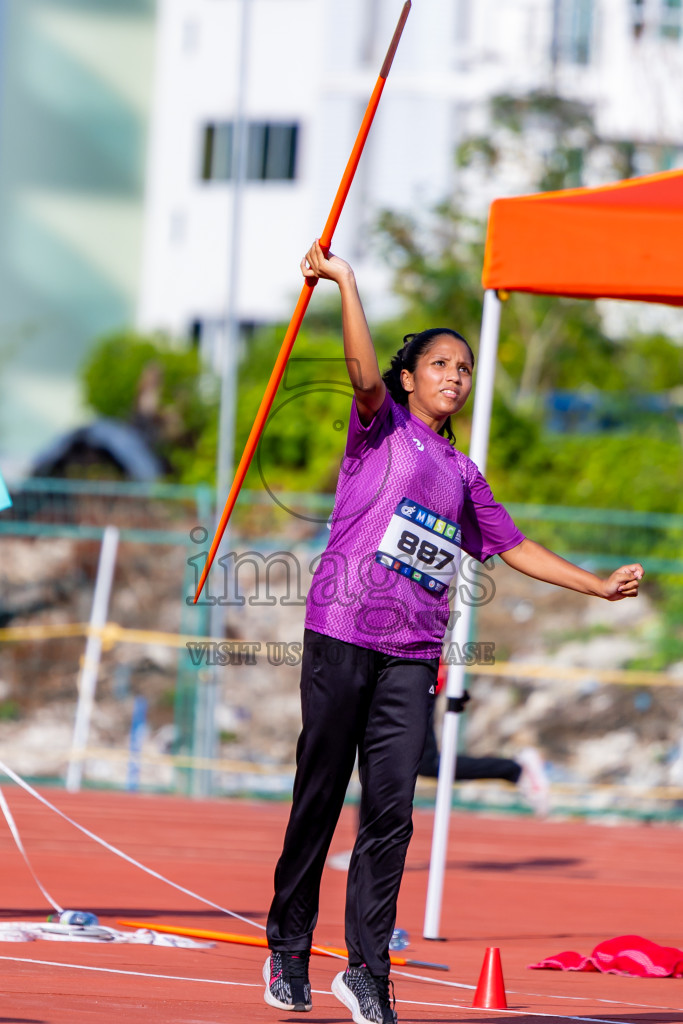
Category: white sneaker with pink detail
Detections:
[{"x1": 517, "y1": 747, "x2": 551, "y2": 817}]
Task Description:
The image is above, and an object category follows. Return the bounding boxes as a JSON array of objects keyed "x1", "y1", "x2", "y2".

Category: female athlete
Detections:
[{"x1": 263, "y1": 241, "x2": 643, "y2": 1024}]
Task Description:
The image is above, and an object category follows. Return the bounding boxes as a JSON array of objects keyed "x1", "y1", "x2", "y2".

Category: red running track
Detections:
[{"x1": 0, "y1": 786, "x2": 682, "y2": 1023}]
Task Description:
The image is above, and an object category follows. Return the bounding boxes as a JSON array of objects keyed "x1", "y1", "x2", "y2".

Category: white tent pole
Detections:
[
  {"x1": 468, "y1": 289, "x2": 502, "y2": 472},
  {"x1": 422, "y1": 588, "x2": 470, "y2": 938},
  {"x1": 66, "y1": 526, "x2": 120, "y2": 793},
  {"x1": 423, "y1": 289, "x2": 502, "y2": 938}
]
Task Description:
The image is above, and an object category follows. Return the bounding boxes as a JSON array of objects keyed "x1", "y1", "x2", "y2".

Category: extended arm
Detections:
[
  {"x1": 301, "y1": 240, "x2": 386, "y2": 423},
  {"x1": 500, "y1": 537, "x2": 644, "y2": 601}
]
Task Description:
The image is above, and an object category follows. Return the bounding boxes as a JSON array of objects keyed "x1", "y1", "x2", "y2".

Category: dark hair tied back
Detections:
[{"x1": 381, "y1": 327, "x2": 474, "y2": 447}]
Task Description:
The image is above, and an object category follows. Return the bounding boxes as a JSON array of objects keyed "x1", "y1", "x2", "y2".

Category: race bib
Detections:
[{"x1": 375, "y1": 498, "x2": 461, "y2": 595}]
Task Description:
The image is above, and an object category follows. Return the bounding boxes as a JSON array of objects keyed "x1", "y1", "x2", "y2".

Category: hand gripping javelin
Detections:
[{"x1": 194, "y1": 1, "x2": 412, "y2": 603}]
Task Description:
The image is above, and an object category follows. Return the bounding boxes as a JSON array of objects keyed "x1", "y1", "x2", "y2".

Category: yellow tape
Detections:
[
  {"x1": 0, "y1": 623, "x2": 90, "y2": 641},
  {"x1": 1, "y1": 622, "x2": 680, "y2": 687},
  {"x1": 77, "y1": 747, "x2": 683, "y2": 802},
  {"x1": 0, "y1": 622, "x2": 236, "y2": 648},
  {"x1": 76, "y1": 746, "x2": 298, "y2": 775},
  {"x1": 467, "y1": 660, "x2": 679, "y2": 687}
]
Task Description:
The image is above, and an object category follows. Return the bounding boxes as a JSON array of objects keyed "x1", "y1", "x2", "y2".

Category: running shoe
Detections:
[
  {"x1": 328, "y1": 848, "x2": 353, "y2": 871},
  {"x1": 332, "y1": 965, "x2": 397, "y2": 1024},
  {"x1": 518, "y1": 746, "x2": 551, "y2": 818},
  {"x1": 263, "y1": 950, "x2": 312, "y2": 1012}
]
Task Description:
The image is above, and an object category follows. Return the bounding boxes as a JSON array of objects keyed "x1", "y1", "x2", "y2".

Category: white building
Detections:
[
  {"x1": 138, "y1": 0, "x2": 683, "y2": 354},
  {"x1": 1, "y1": 1, "x2": 680, "y2": 468},
  {"x1": 0, "y1": 0, "x2": 156, "y2": 466}
]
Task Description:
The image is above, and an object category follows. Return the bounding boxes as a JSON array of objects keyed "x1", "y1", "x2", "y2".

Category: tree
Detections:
[
  {"x1": 372, "y1": 91, "x2": 683, "y2": 516},
  {"x1": 81, "y1": 329, "x2": 219, "y2": 483}
]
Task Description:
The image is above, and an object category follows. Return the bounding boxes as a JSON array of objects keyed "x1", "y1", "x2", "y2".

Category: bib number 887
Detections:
[{"x1": 397, "y1": 530, "x2": 454, "y2": 570}]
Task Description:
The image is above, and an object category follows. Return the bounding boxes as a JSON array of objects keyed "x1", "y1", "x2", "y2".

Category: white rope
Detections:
[
  {"x1": 0, "y1": 782, "x2": 63, "y2": 914},
  {"x1": 4, "y1": 762, "x2": 683, "y2": 1023},
  {"x1": 0, "y1": 760, "x2": 264, "y2": 931},
  {"x1": 0, "y1": 760, "x2": 348, "y2": 963},
  {"x1": 0, "y1": 763, "x2": 682, "y2": 1020},
  {"x1": 5, "y1": 758, "x2": 683, "y2": 1015}
]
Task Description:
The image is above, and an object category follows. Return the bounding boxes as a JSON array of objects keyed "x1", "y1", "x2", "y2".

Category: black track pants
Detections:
[{"x1": 266, "y1": 629, "x2": 438, "y2": 976}]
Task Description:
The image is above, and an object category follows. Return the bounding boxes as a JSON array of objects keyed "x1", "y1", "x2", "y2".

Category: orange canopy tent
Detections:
[
  {"x1": 483, "y1": 167, "x2": 683, "y2": 305},
  {"x1": 424, "y1": 169, "x2": 683, "y2": 939}
]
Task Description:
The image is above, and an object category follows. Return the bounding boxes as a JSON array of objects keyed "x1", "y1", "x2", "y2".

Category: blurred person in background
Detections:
[{"x1": 417, "y1": 661, "x2": 550, "y2": 817}]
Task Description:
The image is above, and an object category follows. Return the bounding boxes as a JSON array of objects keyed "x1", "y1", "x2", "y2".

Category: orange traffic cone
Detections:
[{"x1": 472, "y1": 946, "x2": 508, "y2": 1009}]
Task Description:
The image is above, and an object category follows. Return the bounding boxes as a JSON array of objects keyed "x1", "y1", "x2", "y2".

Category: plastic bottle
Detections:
[
  {"x1": 389, "y1": 927, "x2": 410, "y2": 951},
  {"x1": 51, "y1": 910, "x2": 99, "y2": 927}
]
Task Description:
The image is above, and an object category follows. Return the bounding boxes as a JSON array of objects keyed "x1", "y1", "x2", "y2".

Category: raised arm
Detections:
[
  {"x1": 301, "y1": 240, "x2": 386, "y2": 424},
  {"x1": 500, "y1": 537, "x2": 644, "y2": 601}
]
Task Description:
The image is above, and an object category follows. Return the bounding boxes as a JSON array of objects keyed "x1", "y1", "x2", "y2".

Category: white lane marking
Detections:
[
  {"x1": 2, "y1": 954, "x2": 682, "y2": 1020},
  {"x1": 0, "y1": 955, "x2": 260, "y2": 985},
  {"x1": 401, "y1": 998, "x2": 631, "y2": 1023},
  {"x1": 392, "y1": 967, "x2": 683, "y2": 1012},
  {"x1": 0, "y1": 954, "x2": 341, "y2": 995}
]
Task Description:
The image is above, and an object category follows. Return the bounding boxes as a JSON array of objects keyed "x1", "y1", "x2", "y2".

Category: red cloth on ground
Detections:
[{"x1": 529, "y1": 935, "x2": 683, "y2": 978}]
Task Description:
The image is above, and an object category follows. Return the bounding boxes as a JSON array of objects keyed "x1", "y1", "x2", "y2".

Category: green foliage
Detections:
[
  {"x1": 372, "y1": 90, "x2": 683, "y2": 524},
  {"x1": 477, "y1": 90, "x2": 609, "y2": 192},
  {"x1": 375, "y1": 204, "x2": 485, "y2": 341},
  {"x1": 82, "y1": 330, "x2": 157, "y2": 418},
  {"x1": 78, "y1": 86, "x2": 683, "y2": 578},
  {"x1": 490, "y1": 91, "x2": 595, "y2": 137},
  {"x1": 487, "y1": 416, "x2": 683, "y2": 515},
  {"x1": 81, "y1": 329, "x2": 219, "y2": 483},
  {"x1": 234, "y1": 325, "x2": 358, "y2": 494},
  {"x1": 82, "y1": 329, "x2": 214, "y2": 430},
  {"x1": 0, "y1": 699, "x2": 21, "y2": 722},
  {"x1": 628, "y1": 581, "x2": 683, "y2": 671},
  {"x1": 455, "y1": 136, "x2": 499, "y2": 170},
  {"x1": 171, "y1": 411, "x2": 219, "y2": 486},
  {"x1": 369, "y1": 89, "x2": 683, "y2": 667}
]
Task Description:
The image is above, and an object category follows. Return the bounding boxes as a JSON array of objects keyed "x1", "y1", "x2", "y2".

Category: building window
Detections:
[
  {"x1": 453, "y1": 0, "x2": 471, "y2": 44},
  {"x1": 660, "y1": 0, "x2": 682, "y2": 39},
  {"x1": 553, "y1": 0, "x2": 594, "y2": 65},
  {"x1": 631, "y1": 0, "x2": 646, "y2": 38},
  {"x1": 201, "y1": 121, "x2": 299, "y2": 182}
]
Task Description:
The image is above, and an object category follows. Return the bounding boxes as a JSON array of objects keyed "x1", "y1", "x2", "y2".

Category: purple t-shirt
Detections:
[{"x1": 305, "y1": 391, "x2": 524, "y2": 658}]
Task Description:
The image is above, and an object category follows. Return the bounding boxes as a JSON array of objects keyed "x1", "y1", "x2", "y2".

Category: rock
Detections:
[{"x1": 0, "y1": 530, "x2": 677, "y2": 801}]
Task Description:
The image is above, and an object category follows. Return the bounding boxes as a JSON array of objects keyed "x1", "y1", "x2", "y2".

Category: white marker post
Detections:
[
  {"x1": 66, "y1": 525, "x2": 120, "y2": 792},
  {"x1": 423, "y1": 290, "x2": 502, "y2": 938}
]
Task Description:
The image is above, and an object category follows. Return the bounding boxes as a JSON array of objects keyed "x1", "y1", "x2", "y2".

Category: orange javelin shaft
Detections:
[
  {"x1": 194, "y1": 1, "x2": 412, "y2": 603},
  {"x1": 116, "y1": 919, "x2": 448, "y2": 970}
]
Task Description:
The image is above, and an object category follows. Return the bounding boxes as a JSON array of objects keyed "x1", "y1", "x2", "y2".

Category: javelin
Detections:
[
  {"x1": 194, "y1": 1, "x2": 412, "y2": 603},
  {"x1": 116, "y1": 919, "x2": 448, "y2": 970}
]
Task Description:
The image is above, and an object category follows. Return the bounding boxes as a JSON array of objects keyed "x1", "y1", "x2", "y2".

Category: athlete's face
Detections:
[{"x1": 400, "y1": 335, "x2": 473, "y2": 430}]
